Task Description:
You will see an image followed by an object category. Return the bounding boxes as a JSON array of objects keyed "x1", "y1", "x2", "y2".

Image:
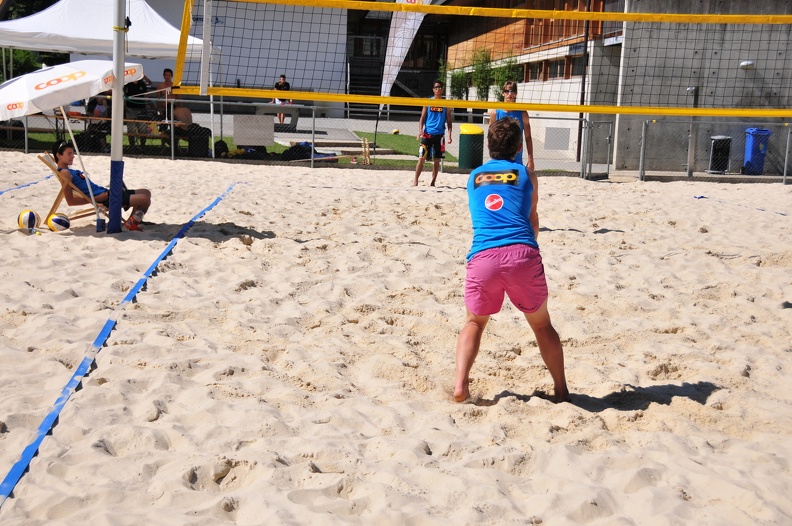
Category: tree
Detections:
[
  {"x1": 0, "y1": 0, "x2": 67, "y2": 82},
  {"x1": 470, "y1": 48, "x2": 493, "y2": 102},
  {"x1": 438, "y1": 59, "x2": 449, "y2": 91},
  {"x1": 450, "y1": 70, "x2": 468, "y2": 100},
  {"x1": 493, "y1": 55, "x2": 522, "y2": 102},
  {"x1": 440, "y1": 58, "x2": 470, "y2": 100},
  {"x1": 4, "y1": 0, "x2": 59, "y2": 20}
]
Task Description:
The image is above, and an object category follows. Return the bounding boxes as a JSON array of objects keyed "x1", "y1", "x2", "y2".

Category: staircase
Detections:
[{"x1": 348, "y1": 57, "x2": 383, "y2": 119}]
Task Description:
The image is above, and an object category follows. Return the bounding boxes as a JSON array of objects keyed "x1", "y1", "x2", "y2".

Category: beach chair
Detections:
[{"x1": 38, "y1": 153, "x2": 109, "y2": 222}]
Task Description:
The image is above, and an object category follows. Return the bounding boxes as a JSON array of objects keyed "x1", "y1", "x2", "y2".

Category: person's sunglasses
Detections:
[{"x1": 503, "y1": 89, "x2": 516, "y2": 94}]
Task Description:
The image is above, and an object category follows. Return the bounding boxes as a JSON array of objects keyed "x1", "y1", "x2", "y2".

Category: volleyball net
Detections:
[{"x1": 172, "y1": 0, "x2": 792, "y2": 118}]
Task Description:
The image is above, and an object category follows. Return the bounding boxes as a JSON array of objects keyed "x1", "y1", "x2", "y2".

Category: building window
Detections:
[
  {"x1": 524, "y1": 0, "x2": 601, "y2": 48},
  {"x1": 528, "y1": 62, "x2": 542, "y2": 82},
  {"x1": 403, "y1": 33, "x2": 448, "y2": 70},
  {"x1": 547, "y1": 59, "x2": 565, "y2": 79},
  {"x1": 570, "y1": 55, "x2": 586, "y2": 77},
  {"x1": 348, "y1": 36, "x2": 383, "y2": 59},
  {"x1": 602, "y1": 0, "x2": 625, "y2": 38}
]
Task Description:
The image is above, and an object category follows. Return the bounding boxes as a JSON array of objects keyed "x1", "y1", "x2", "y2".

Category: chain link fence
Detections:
[
  {"x1": 0, "y1": 96, "x2": 614, "y2": 180},
  {"x1": 638, "y1": 118, "x2": 791, "y2": 183},
  {"x1": 23, "y1": 97, "x2": 790, "y2": 185}
]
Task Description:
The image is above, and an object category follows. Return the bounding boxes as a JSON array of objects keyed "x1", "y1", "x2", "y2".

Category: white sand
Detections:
[{"x1": 0, "y1": 151, "x2": 791, "y2": 524}]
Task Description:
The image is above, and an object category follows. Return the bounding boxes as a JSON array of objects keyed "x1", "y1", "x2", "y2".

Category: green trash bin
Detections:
[{"x1": 458, "y1": 123, "x2": 484, "y2": 170}]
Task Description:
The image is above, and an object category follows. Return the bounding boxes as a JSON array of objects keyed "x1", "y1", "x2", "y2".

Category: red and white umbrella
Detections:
[{"x1": 0, "y1": 59, "x2": 143, "y2": 120}]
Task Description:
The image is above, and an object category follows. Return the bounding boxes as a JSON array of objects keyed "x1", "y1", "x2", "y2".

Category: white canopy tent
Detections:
[{"x1": 0, "y1": 0, "x2": 202, "y2": 60}]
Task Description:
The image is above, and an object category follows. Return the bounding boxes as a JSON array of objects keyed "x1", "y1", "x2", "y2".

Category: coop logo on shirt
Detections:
[
  {"x1": 429, "y1": 106, "x2": 444, "y2": 113},
  {"x1": 473, "y1": 169, "x2": 519, "y2": 188},
  {"x1": 485, "y1": 194, "x2": 504, "y2": 211},
  {"x1": 35, "y1": 71, "x2": 87, "y2": 91}
]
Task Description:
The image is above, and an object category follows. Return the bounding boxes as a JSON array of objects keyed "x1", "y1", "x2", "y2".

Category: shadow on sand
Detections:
[
  {"x1": 471, "y1": 381, "x2": 720, "y2": 411},
  {"x1": 64, "y1": 221, "x2": 276, "y2": 243}
]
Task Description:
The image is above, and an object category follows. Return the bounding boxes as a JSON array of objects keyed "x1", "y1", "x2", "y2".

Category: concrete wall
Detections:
[
  {"x1": 612, "y1": 0, "x2": 792, "y2": 172},
  {"x1": 102, "y1": 1, "x2": 349, "y2": 100},
  {"x1": 188, "y1": 3, "x2": 347, "y2": 95}
]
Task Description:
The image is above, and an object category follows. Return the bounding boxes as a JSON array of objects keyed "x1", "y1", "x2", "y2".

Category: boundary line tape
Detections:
[
  {"x1": 0, "y1": 182, "x2": 245, "y2": 509},
  {"x1": 0, "y1": 175, "x2": 53, "y2": 196}
]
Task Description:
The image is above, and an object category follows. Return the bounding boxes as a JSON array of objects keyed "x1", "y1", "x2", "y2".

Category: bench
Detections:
[
  {"x1": 254, "y1": 103, "x2": 300, "y2": 132},
  {"x1": 78, "y1": 116, "x2": 191, "y2": 155},
  {"x1": 0, "y1": 123, "x2": 63, "y2": 153},
  {"x1": 1, "y1": 113, "x2": 205, "y2": 157},
  {"x1": 124, "y1": 126, "x2": 211, "y2": 157},
  {"x1": 233, "y1": 115, "x2": 274, "y2": 148},
  {"x1": 0, "y1": 125, "x2": 57, "y2": 134}
]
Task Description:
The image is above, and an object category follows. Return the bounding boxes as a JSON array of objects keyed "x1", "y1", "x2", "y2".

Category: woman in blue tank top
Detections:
[{"x1": 488, "y1": 81, "x2": 539, "y2": 237}]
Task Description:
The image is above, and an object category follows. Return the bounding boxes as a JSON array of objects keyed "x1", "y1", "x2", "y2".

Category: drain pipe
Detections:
[
  {"x1": 685, "y1": 86, "x2": 699, "y2": 177},
  {"x1": 639, "y1": 119, "x2": 652, "y2": 181},
  {"x1": 783, "y1": 122, "x2": 790, "y2": 185}
]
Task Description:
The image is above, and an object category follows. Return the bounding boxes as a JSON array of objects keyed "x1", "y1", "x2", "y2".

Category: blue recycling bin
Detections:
[{"x1": 743, "y1": 128, "x2": 772, "y2": 175}]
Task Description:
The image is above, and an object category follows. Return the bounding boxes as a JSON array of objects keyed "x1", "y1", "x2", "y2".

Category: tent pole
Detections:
[
  {"x1": 61, "y1": 107, "x2": 101, "y2": 216},
  {"x1": 108, "y1": 0, "x2": 127, "y2": 233},
  {"x1": 201, "y1": 0, "x2": 216, "y2": 155}
]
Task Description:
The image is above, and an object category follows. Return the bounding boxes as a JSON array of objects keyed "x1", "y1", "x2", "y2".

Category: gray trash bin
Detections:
[{"x1": 707, "y1": 135, "x2": 731, "y2": 174}]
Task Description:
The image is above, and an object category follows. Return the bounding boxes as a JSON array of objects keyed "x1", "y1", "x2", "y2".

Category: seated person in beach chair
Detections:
[
  {"x1": 39, "y1": 152, "x2": 108, "y2": 222},
  {"x1": 52, "y1": 141, "x2": 152, "y2": 231},
  {"x1": 37, "y1": 152, "x2": 107, "y2": 221}
]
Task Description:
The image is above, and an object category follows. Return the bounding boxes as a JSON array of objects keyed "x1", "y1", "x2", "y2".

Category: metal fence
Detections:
[
  {"x1": 638, "y1": 119, "x2": 791, "y2": 184},
  {"x1": 0, "y1": 97, "x2": 613, "y2": 179},
  {"x1": 6, "y1": 97, "x2": 792, "y2": 184}
]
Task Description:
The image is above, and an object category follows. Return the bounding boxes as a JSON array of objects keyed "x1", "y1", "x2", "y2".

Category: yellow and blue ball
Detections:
[
  {"x1": 18, "y1": 209, "x2": 41, "y2": 229},
  {"x1": 47, "y1": 213, "x2": 70, "y2": 232}
]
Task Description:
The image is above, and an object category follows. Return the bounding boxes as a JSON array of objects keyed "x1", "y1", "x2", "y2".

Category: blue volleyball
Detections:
[
  {"x1": 47, "y1": 213, "x2": 71, "y2": 232},
  {"x1": 18, "y1": 209, "x2": 40, "y2": 229}
]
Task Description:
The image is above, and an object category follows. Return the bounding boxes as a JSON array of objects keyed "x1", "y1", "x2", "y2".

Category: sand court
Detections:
[{"x1": 0, "y1": 151, "x2": 791, "y2": 524}]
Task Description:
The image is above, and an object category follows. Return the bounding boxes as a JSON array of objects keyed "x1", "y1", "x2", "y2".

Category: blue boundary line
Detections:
[
  {"x1": 0, "y1": 176, "x2": 53, "y2": 196},
  {"x1": 0, "y1": 182, "x2": 244, "y2": 508}
]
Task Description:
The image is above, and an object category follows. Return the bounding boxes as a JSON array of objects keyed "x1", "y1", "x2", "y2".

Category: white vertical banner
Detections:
[{"x1": 380, "y1": 0, "x2": 430, "y2": 98}]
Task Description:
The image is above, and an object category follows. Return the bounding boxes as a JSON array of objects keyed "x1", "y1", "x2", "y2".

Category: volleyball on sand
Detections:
[
  {"x1": 18, "y1": 209, "x2": 40, "y2": 229},
  {"x1": 47, "y1": 213, "x2": 71, "y2": 232}
]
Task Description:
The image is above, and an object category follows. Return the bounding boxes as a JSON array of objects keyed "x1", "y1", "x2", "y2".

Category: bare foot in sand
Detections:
[
  {"x1": 553, "y1": 385, "x2": 570, "y2": 403},
  {"x1": 453, "y1": 382, "x2": 470, "y2": 403}
]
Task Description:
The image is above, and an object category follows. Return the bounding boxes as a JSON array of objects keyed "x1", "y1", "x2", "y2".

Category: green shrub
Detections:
[
  {"x1": 450, "y1": 70, "x2": 468, "y2": 100},
  {"x1": 470, "y1": 48, "x2": 493, "y2": 102},
  {"x1": 493, "y1": 55, "x2": 522, "y2": 102}
]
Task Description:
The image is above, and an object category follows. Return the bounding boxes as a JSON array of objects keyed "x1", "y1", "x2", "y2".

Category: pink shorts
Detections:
[{"x1": 465, "y1": 244, "x2": 548, "y2": 316}]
